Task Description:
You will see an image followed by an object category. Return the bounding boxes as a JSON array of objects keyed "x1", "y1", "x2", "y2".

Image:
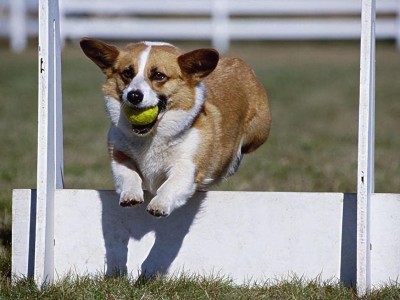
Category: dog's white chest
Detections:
[
  {"x1": 113, "y1": 127, "x2": 201, "y2": 195},
  {"x1": 136, "y1": 138, "x2": 174, "y2": 193}
]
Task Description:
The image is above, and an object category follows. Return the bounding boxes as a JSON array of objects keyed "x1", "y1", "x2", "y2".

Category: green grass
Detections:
[
  {"x1": 1, "y1": 41, "x2": 400, "y2": 298},
  {"x1": 0, "y1": 274, "x2": 360, "y2": 299},
  {"x1": 1, "y1": 273, "x2": 400, "y2": 299}
]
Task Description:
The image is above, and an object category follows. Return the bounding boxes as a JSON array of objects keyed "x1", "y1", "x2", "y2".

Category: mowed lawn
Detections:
[{"x1": 0, "y1": 41, "x2": 399, "y2": 297}]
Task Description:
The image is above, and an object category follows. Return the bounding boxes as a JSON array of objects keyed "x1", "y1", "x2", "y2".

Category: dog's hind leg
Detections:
[{"x1": 241, "y1": 96, "x2": 271, "y2": 154}]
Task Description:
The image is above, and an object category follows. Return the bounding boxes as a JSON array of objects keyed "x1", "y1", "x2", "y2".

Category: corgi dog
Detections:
[{"x1": 80, "y1": 38, "x2": 271, "y2": 217}]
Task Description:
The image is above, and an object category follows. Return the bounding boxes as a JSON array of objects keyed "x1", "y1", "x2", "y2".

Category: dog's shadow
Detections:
[{"x1": 100, "y1": 191, "x2": 204, "y2": 278}]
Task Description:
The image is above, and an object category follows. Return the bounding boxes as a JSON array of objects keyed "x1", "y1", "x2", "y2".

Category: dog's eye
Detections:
[
  {"x1": 151, "y1": 71, "x2": 167, "y2": 82},
  {"x1": 121, "y1": 66, "x2": 134, "y2": 80}
]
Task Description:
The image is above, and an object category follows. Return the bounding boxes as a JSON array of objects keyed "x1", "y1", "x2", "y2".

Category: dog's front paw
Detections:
[
  {"x1": 119, "y1": 190, "x2": 144, "y2": 207},
  {"x1": 146, "y1": 197, "x2": 171, "y2": 217}
]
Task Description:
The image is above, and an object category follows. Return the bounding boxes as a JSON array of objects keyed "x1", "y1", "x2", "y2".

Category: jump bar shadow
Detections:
[
  {"x1": 100, "y1": 191, "x2": 205, "y2": 278},
  {"x1": 340, "y1": 193, "x2": 357, "y2": 287}
]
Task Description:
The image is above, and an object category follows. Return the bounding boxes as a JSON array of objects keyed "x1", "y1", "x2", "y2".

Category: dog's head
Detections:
[{"x1": 80, "y1": 38, "x2": 219, "y2": 137}]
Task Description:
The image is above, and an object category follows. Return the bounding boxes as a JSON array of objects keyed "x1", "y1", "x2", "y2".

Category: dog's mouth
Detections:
[{"x1": 130, "y1": 95, "x2": 168, "y2": 136}]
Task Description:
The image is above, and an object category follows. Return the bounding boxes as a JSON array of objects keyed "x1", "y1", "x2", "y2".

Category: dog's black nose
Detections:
[{"x1": 127, "y1": 90, "x2": 143, "y2": 105}]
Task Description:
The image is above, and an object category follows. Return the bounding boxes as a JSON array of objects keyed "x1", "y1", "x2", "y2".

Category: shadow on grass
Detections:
[
  {"x1": 100, "y1": 192, "x2": 204, "y2": 279},
  {"x1": 0, "y1": 229, "x2": 12, "y2": 278},
  {"x1": 0, "y1": 227, "x2": 11, "y2": 249}
]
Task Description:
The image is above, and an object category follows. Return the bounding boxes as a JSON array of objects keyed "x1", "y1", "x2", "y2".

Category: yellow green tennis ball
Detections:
[{"x1": 123, "y1": 105, "x2": 159, "y2": 125}]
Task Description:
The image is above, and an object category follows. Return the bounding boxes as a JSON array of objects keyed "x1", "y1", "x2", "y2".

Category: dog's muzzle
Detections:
[
  {"x1": 130, "y1": 94, "x2": 168, "y2": 136},
  {"x1": 126, "y1": 90, "x2": 144, "y2": 106}
]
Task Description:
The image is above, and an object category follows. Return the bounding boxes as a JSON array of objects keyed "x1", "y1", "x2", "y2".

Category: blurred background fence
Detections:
[{"x1": 1, "y1": 0, "x2": 400, "y2": 52}]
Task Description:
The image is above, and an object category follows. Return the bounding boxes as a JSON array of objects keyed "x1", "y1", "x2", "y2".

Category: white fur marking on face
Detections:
[
  {"x1": 122, "y1": 46, "x2": 159, "y2": 108},
  {"x1": 137, "y1": 46, "x2": 151, "y2": 77}
]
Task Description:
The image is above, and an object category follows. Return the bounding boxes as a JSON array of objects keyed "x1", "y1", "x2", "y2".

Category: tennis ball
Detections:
[{"x1": 123, "y1": 105, "x2": 159, "y2": 126}]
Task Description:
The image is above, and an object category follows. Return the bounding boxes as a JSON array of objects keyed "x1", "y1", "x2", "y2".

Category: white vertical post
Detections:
[
  {"x1": 10, "y1": 0, "x2": 27, "y2": 52},
  {"x1": 212, "y1": 0, "x2": 229, "y2": 52},
  {"x1": 58, "y1": 0, "x2": 66, "y2": 48},
  {"x1": 35, "y1": 0, "x2": 64, "y2": 286},
  {"x1": 357, "y1": 0, "x2": 375, "y2": 295}
]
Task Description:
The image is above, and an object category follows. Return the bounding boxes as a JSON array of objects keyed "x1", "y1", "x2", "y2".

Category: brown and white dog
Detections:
[{"x1": 80, "y1": 38, "x2": 271, "y2": 217}]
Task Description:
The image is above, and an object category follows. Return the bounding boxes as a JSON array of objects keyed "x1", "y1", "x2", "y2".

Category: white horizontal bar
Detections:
[
  {"x1": 13, "y1": 189, "x2": 400, "y2": 288},
  {"x1": 62, "y1": 19, "x2": 212, "y2": 40},
  {"x1": 61, "y1": 18, "x2": 398, "y2": 41},
  {"x1": 229, "y1": 19, "x2": 397, "y2": 40},
  {"x1": 60, "y1": 0, "x2": 397, "y2": 16},
  {"x1": 370, "y1": 193, "x2": 400, "y2": 286},
  {"x1": 61, "y1": 0, "x2": 213, "y2": 15},
  {"x1": 14, "y1": 189, "x2": 351, "y2": 284}
]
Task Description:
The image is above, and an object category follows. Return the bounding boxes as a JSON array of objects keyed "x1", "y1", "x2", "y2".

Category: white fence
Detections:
[
  {"x1": 10, "y1": 0, "x2": 400, "y2": 296},
  {"x1": 3, "y1": 0, "x2": 400, "y2": 52}
]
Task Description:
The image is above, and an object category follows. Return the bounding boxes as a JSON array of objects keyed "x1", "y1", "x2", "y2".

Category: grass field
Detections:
[{"x1": 0, "y1": 40, "x2": 399, "y2": 298}]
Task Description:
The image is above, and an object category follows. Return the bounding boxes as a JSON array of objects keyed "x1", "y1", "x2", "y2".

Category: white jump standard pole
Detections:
[
  {"x1": 357, "y1": 0, "x2": 376, "y2": 295},
  {"x1": 35, "y1": 0, "x2": 64, "y2": 286}
]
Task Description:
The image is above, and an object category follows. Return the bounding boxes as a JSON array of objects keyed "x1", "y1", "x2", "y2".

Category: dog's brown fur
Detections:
[{"x1": 81, "y1": 38, "x2": 271, "y2": 216}]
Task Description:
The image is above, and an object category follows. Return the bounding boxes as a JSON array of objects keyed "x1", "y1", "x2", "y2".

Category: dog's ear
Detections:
[
  {"x1": 178, "y1": 49, "x2": 219, "y2": 83},
  {"x1": 80, "y1": 38, "x2": 119, "y2": 72}
]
